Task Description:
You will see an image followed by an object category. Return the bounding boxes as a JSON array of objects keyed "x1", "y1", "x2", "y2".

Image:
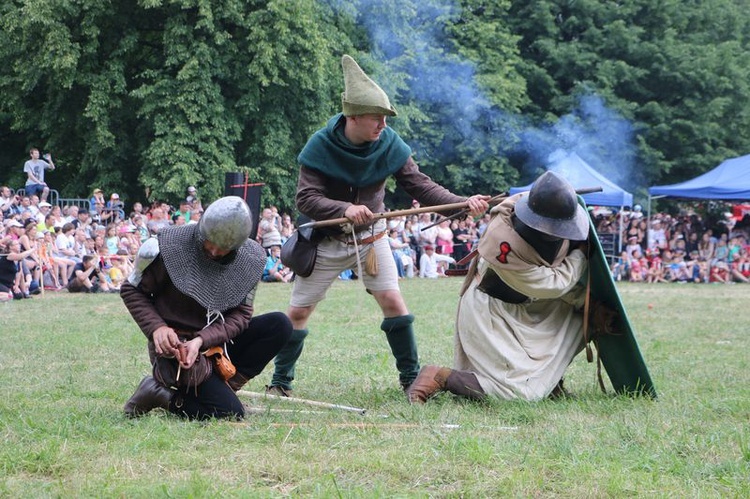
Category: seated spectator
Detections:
[
  {"x1": 67, "y1": 254, "x2": 112, "y2": 293},
  {"x1": 172, "y1": 213, "x2": 186, "y2": 226},
  {"x1": 629, "y1": 249, "x2": 646, "y2": 282},
  {"x1": 6, "y1": 218, "x2": 24, "y2": 241},
  {"x1": 17, "y1": 196, "x2": 33, "y2": 217},
  {"x1": 75, "y1": 209, "x2": 93, "y2": 238},
  {"x1": 727, "y1": 236, "x2": 742, "y2": 264},
  {"x1": 5, "y1": 239, "x2": 36, "y2": 298},
  {"x1": 27, "y1": 195, "x2": 42, "y2": 220},
  {"x1": 89, "y1": 188, "x2": 106, "y2": 208},
  {"x1": 712, "y1": 236, "x2": 729, "y2": 266},
  {"x1": 262, "y1": 244, "x2": 293, "y2": 283},
  {"x1": 130, "y1": 201, "x2": 145, "y2": 218},
  {"x1": 1, "y1": 186, "x2": 13, "y2": 212},
  {"x1": 106, "y1": 193, "x2": 126, "y2": 222},
  {"x1": 257, "y1": 207, "x2": 282, "y2": 249},
  {"x1": 610, "y1": 250, "x2": 630, "y2": 282},
  {"x1": 419, "y1": 245, "x2": 455, "y2": 278},
  {"x1": 698, "y1": 232, "x2": 715, "y2": 262},
  {"x1": 107, "y1": 254, "x2": 133, "y2": 291},
  {"x1": 18, "y1": 221, "x2": 42, "y2": 289},
  {"x1": 187, "y1": 211, "x2": 201, "y2": 224},
  {"x1": 104, "y1": 224, "x2": 119, "y2": 255},
  {"x1": 173, "y1": 199, "x2": 191, "y2": 223},
  {"x1": 23, "y1": 148, "x2": 55, "y2": 203},
  {"x1": 733, "y1": 249, "x2": 750, "y2": 280},
  {"x1": 646, "y1": 249, "x2": 666, "y2": 283},
  {"x1": 388, "y1": 228, "x2": 414, "y2": 278},
  {"x1": 668, "y1": 251, "x2": 691, "y2": 282},
  {"x1": 36, "y1": 230, "x2": 62, "y2": 289},
  {"x1": 709, "y1": 260, "x2": 730, "y2": 283},
  {"x1": 73, "y1": 229, "x2": 89, "y2": 258},
  {"x1": 1, "y1": 187, "x2": 22, "y2": 218},
  {"x1": 147, "y1": 207, "x2": 171, "y2": 235},
  {"x1": 49, "y1": 204, "x2": 65, "y2": 229},
  {"x1": 186, "y1": 185, "x2": 197, "y2": 202},
  {"x1": 43, "y1": 229, "x2": 73, "y2": 287},
  {"x1": 130, "y1": 214, "x2": 149, "y2": 242},
  {"x1": 0, "y1": 240, "x2": 26, "y2": 301},
  {"x1": 56, "y1": 222, "x2": 81, "y2": 264}
]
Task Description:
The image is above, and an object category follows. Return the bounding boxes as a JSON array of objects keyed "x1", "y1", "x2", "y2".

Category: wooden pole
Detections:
[
  {"x1": 237, "y1": 390, "x2": 367, "y2": 415},
  {"x1": 298, "y1": 187, "x2": 603, "y2": 231},
  {"x1": 298, "y1": 201, "x2": 471, "y2": 230}
]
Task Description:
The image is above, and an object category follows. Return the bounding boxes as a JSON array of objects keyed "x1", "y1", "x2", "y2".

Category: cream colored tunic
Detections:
[{"x1": 454, "y1": 194, "x2": 588, "y2": 400}]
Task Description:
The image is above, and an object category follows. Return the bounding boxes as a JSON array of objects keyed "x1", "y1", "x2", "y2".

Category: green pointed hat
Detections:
[{"x1": 341, "y1": 54, "x2": 397, "y2": 117}]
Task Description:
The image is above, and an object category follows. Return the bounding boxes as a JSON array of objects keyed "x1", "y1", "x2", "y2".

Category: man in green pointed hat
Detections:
[{"x1": 266, "y1": 54, "x2": 489, "y2": 397}]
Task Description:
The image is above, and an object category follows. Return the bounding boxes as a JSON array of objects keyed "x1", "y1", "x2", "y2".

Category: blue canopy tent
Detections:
[
  {"x1": 648, "y1": 154, "x2": 750, "y2": 200},
  {"x1": 647, "y1": 153, "x2": 750, "y2": 249},
  {"x1": 510, "y1": 150, "x2": 634, "y2": 255},
  {"x1": 510, "y1": 150, "x2": 633, "y2": 207}
]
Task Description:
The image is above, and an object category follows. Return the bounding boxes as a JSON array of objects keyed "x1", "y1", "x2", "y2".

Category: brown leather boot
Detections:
[
  {"x1": 406, "y1": 365, "x2": 452, "y2": 404},
  {"x1": 444, "y1": 370, "x2": 486, "y2": 401},
  {"x1": 227, "y1": 372, "x2": 251, "y2": 392},
  {"x1": 265, "y1": 385, "x2": 293, "y2": 397},
  {"x1": 124, "y1": 376, "x2": 174, "y2": 418}
]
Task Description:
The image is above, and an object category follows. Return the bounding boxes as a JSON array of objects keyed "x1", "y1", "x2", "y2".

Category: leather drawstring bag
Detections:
[{"x1": 204, "y1": 345, "x2": 236, "y2": 381}]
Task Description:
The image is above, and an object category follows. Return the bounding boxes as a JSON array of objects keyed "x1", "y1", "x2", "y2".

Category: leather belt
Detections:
[{"x1": 337, "y1": 231, "x2": 387, "y2": 246}]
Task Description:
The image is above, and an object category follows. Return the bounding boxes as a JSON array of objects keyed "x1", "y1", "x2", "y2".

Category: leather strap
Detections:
[
  {"x1": 339, "y1": 231, "x2": 387, "y2": 246},
  {"x1": 582, "y1": 243, "x2": 607, "y2": 393}
]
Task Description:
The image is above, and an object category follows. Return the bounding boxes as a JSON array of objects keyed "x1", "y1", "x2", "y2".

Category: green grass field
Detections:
[{"x1": 1, "y1": 279, "x2": 748, "y2": 497}]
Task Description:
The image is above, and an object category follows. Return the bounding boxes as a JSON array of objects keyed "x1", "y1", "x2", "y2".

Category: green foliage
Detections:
[
  {"x1": 507, "y1": 0, "x2": 750, "y2": 184},
  {"x1": 2, "y1": 0, "x2": 750, "y2": 211},
  {"x1": 0, "y1": 0, "x2": 346, "y2": 211}
]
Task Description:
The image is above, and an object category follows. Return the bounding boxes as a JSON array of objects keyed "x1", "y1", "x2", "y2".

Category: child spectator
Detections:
[
  {"x1": 611, "y1": 250, "x2": 630, "y2": 282},
  {"x1": 262, "y1": 244, "x2": 293, "y2": 283},
  {"x1": 709, "y1": 261, "x2": 729, "y2": 283},
  {"x1": 646, "y1": 249, "x2": 666, "y2": 283},
  {"x1": 629, "y1": 249, "x2": 646, "y2": 282}
]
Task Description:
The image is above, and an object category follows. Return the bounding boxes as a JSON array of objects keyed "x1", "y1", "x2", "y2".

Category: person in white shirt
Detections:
[{"x1": 419, "y1": 245, "x2": 455, "y2": 278}]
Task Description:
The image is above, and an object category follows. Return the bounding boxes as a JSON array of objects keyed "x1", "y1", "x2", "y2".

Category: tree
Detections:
[
  {"x1": 507, "y1": 0, "x2": 750, "y2": 188},
  {"x1": 338, "y1": 0, "x2": 529, "y2": 205},
  {"x1": 0, "y1": 0, "x2": 348, "y2": 213}
]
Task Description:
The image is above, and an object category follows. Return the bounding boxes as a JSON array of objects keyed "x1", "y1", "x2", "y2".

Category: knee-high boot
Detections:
[
  {"x1": 381, "y1": 314, "x2": 420, "y2": 389},
  {"x1": 269, "y1": 328, "x2": 308, "y2": 391}
]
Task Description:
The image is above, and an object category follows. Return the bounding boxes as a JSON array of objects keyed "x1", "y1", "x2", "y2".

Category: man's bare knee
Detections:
[{"x1": 287, "y1": 305, "x2": 314, "y2": 329}]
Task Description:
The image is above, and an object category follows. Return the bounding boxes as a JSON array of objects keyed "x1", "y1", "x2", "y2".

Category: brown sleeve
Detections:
[
  {"x1": 120, "y1": 259, "x2": 168, "y2": 340},
  {"x1": 295, "y1": 166, "x2": 354, "y2": 221},
  {"x1": 197, "y1": 301, "x2": 254, "y2": 347},
  {"x1": 394, "y1": 157, "x2": 466, "y2": 211}
]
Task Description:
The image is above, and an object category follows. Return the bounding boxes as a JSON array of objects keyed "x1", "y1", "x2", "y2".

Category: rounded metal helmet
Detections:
[
  {"x1": 198, "y1": 196, "x2": 253, "y2": 251},
  {"x1": 514, "y1": 171, "x2": 589, "y2": 240}
]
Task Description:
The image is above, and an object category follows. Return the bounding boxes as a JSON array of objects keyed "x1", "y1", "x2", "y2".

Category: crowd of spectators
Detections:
[
  {"x1": 251, "y1": 201, "x2": 492, "y2": 282},
  {"x1": 597, "y1": 207, "x2": 750, "y2": 284},
  {"x1": 0, "y1": 184, "x2": 205, "y2": 301},
  {"x1": 6, "y1": 176, "x2": 749, "y2": 302}
]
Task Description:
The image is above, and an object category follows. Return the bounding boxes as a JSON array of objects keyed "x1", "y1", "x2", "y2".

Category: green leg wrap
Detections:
[
  {"x1": 381, "y1": 314, "x2": 420, "y2": 389},
  {"x1": 270, "y1": 328, "x2": 309, "y2": 390}
]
